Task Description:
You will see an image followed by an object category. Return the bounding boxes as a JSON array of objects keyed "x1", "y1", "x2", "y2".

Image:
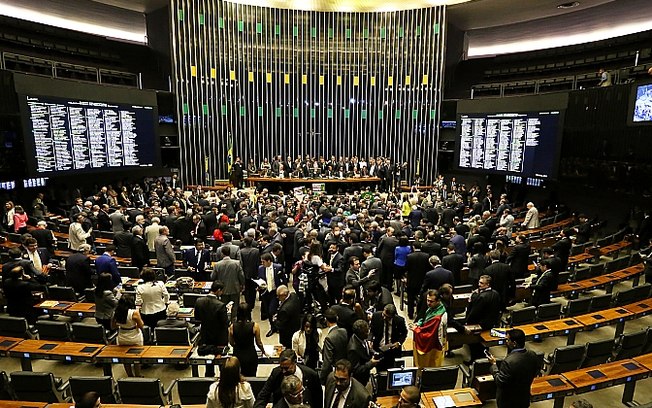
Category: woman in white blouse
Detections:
[
  {"x1": 291, "y1": 314, "x2": 322, "y2": 369},
  {"x1": 135, "y1": 268, "x2": 169, "y2": 329},
  {"x1": 206, "y1": 356, "x2": 255, "y2": 408}
]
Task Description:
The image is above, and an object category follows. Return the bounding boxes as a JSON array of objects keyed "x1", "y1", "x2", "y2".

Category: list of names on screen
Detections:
[{"x1": 25, "y1": 95, "x2": 156, "y2": 174}]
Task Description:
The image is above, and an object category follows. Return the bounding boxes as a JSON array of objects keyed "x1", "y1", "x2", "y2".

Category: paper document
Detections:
[
  {"x1": 252, "y1": 278, "x2": 267, "y2": 288},
  {"x1": 433, "y1": 396, "x2": 455, "y2": 408}
]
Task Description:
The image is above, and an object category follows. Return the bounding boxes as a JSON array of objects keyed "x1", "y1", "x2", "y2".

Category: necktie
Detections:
[
  {"x1": 32, "y1": 251, "x2": 42, "y2": 271},
  {"x1": 331, "y1": 390, "x2": 342, "y2": 408},
  {"x1": 384, "y1": 321, "x2": 390, "y2": 345}
]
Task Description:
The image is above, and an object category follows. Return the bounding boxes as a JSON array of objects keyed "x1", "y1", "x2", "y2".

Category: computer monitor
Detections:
[{"x1": 387, "y1": 368, "x2": 418, "y2": 390}]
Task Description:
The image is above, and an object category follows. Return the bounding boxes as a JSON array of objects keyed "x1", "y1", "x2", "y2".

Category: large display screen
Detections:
[
  {"x1": 631, "y1": 82, "x2": 652, "y2": 124},
  {"x1": 20, "y1": 94, "x2": 159, "y2": 175},
  {"x1": 455, "y1": 111, "x2": 563, "y2": 179}
]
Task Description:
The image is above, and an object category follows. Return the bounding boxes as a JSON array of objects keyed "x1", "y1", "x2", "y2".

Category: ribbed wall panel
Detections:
[{"x1": 170, "y1": 0, "x2": 445, "y2": 185}]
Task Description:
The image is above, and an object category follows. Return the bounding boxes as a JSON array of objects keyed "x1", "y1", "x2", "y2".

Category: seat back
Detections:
[
  {"x1": 573, "y1": 267, "x2": 591, "y2": 281},
  {"x1": 580, "y1": 339, "x2": 614, "y2": 368},
  {"x1": 244, "y1": 377, "x2": 267, "y2": 398},
  {"x1": 613, "y1": 284, "x2": 651, "y2": 307},
  {"x1": 117, "y1": 378, "x2": 167, "y2": 405},
  {"x1": 0, "y1": 371, "x2": 13, "y2": 400},
  {"x1": 83, "y1": 288, "x2": 96, "y2": 303},
  {"x1": 47, "y1": 285, "x2": 78, "y2": 302},
  {"x1": 176, "y1": 377, "x2": 215, "y2": 404},
  {"x1": 71, "y1": 322, "x2": 108, "y2": 344},
  {"x1": 548, "y1": 345, "x2": 584, "y2": 374},
  {"x1": 0, "y1": 316, "x2": 32, "y2": 338},
  {"x1": 70, "y1": 376, "x2": 119, "y2": 404},
  {"x1": 154, "y1": 327, "x2": 191, "y2": 346},
  {"x1": 118, "y1": 266, "x2": 140, "y2": 279},
  {"x1": 35, "y1": 321, "x2": 72, "y2": 341},
  {"x1": 182, "y1": 293, "x2": 207, "y2": 308},
  {"x1": 509, "y1": 306, "x2": 537, "y2": 326},
  {"x1": 419, "y1": 366, "x2": 459, "y2": 392},
  {"x1": 537, "y1": 303, "x2": 562, "y2": 321},
  {"x1": 10, "y1": 371, "x2": 65, "y2": 403},
  {"x1": 613, "y1": 329, "x2": 647, "y2": 361},
  {"x1": 557, "y1": 271, "x2": 571, "y2": 284},
  {"x1": 588, "y1": 263, "x2": 605, "y2": 277},
  {"x1": 565, "y1": 298, "x2": 592, "y2": 317},
  {"x1": 589, "y1": 294, "x2": 612, "y2": 311}
]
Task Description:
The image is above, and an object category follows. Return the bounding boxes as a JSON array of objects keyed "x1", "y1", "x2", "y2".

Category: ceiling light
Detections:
[{"x1": 557, "y1": 2, "x2": 580, "y2": 9}]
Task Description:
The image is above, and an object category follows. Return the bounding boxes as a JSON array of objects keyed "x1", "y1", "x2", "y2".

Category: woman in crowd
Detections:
[
  {"x1": 3, "y1": 201, "x2": 15, "y2": 232},
  {"x1": 113, "y1": 296, "x2": 144, "y2": 377},
  {"x1": 291, "y1": 314, "x2": 321, "y2": 369},
  {"x1": 206, "y1": 356, "x2": 255, "y2": 408},
  {"x1": 393, "y1": 235, "x2": 412, "y2": 295},
  {"x1": 119, "y1": 186, "x2": 132, "y2": 207},
  {"x1": 229, "y1": 303, "x2": 267, "y2": 376},
  {"x1": 12, "y1": 205, "x2": 28, "y2": 234},
  {"x1": 308, "y1": 242, "x2": 332, "y2": 308},
  {"x1": 95, "y1": 272, "x2": 121, "y2": 331},
  {"x1": 135, "y1": 268, "x2": 170, "y2": 329}
]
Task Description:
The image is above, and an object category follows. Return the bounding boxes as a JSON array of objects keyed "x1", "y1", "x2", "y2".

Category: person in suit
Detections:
[
  {"x1": 360, "y1": 245, "x2": 382, "y2": 287},
  {"x1": 97, "y1": 204, "x2": 112, "y2": 232},
  {"x1": 3, "y1": 265, "x2": 46, "y2": 323},
  {"x1": 212, "y1": 246, "x2": 245, "y2": 321},
  {"x1": 113, "y1": 229, "x2": 133, "y2": 259},
  {"x1": 65, "y1": 243, "x2": 93, "y2": 294},
  {"x1": 95, "y1": 245, "x2": 121, "y2": 289},
  {"x1": 326, "y1": 241, "x2": 345, "y2": 303},
  {"x1": 376, "y1": 227, "x2": 399, "y2": 289},
  {"x1": 194, "y1": 280, "x2": 229, "y2": 377},
  {"x1": 484, "y1": 249, "x2": 514, "y2": 310},
  {"x1": 274, "y1": 374, "x2": 305, "y2": 408},
  {"x1": 347, "y1": 319, "x2": 379, "y2": 386},
  {"x1": 181, "y1": 239, "x2": 212, "y2": 281},
  {"x1": 529, "y1": 259, "x2": 556, "y2": 307},
  {"x1": 324, "y1": 359, "x2": 371, "y2": 408},
  {"x1": 70, "y1": 198, "x2": 85, "y2": 220},
  {"x1": 154, "y1": 226, "x2": 176, "y2": 277},
  {"x1": 465, "y1": 275, "x2": 502, "y2": 362},
  {"x1": 109, "y1": 206, "x2": 129, "y2": 233},
  {"x1": 420, "y1": 255, "x2": 454, "y2": 296},
  {"x1": 487, "y1": 329, "x2": 540, "y2": 408},
  {"x1": 130, "y1": 225, "x2": 150, "y2": 270},
  {"x1": 506, "y1": 234, "x2": 531, "y2": 279},
  {"x1": 21, "y1": 237, "x2": 51, "y2": 279},
  {"x1": 551, "y1": 229, "x2": 573, "y2": 272},
  {"x1": 274, "y1": 285, "x2": 301, "y2": 348},
  {"x1": 156, "y1": 301, "x2": 197, "y2": 334},
  {"x1": 321, "y1": 307, "x2": 349, "y2": 384},
  {"x1": 405, "y1": 242, "x2": 431, "y2": 319},
  {"x1": 258, "y1": 252, "x2": 287, "y2": 320},
  {"x1": 30, "y1": 220, "x2": 56, "y2": 255},
  {"x1": 68, "y1": 213, "x2": 92, "y2": 251},
  {"x1": 364, "y1": 280, "x2": 394, "y2": 314},
  {"x1": 521, "y1": 202, "x2": 540, "y2": 229},
  {"x1": 331, "y1": 288, "x2": 359, "y2": 337},
  {"x1": 442, "y1": 242, "x2": 464, "y2": 284},
  {"x1": 421, "y1": 232, "x2": 442, "y2": 257},
  {"x1": 240, "y1": 236, "x2": 261, "y2": 308},
  {"x1": 370, "y1": 304, "x2": 407, "y2": 371},
  {"x1": 255, "y1": 349, "x2": 323, "y2": 408}
]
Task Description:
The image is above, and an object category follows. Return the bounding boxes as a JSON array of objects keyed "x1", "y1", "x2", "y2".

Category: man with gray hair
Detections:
[
  {"x1": 30, "y1": 220, "x2": 56, "y2": 255},
  {"x1": 155, "y1": 225, "x2": 176, "y2": 277},
  {"x1": 131, "y1": 225, "x2": 150, "y2": 270},
  {"x1": 276, "y1": 375, "x2": 304, "y2": 408},
  {"x1": 522, "y1": 202, "x2": 540, "y2": 229},
  {"x1": 421, "y1": 255, "x2": 453, "y2": 295},
  {"x1": 273, "y1": 285, "x2": 301, "y2": 348},
  {"x1": 145, "y1": 216, "x2": 160, "y2": 252},
  {"x1": 65, "y1": 243, "x2": 92, "y2": 294}
]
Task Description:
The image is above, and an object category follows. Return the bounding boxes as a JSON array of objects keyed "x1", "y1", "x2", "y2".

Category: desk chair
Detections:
[
  {"x1": 613, "y1": 284, "x2": 651, "y2": 307},
  {"x1": 589, "y1": 294, "x2": 613, "y2": 311},
  {"x1": 503, "y1": 306, "x2": 536, "y2": 327},
  {"x1": 117, "y1": 378, "x2": 172, "y2": 405},
  {"x1": 557, "y1": 271, "x2": 571, "y2": 285},
  {"x1": 588, "y1": 263, "x2": 605, "y2": 277},
  {"x1": 460, "y1": 358, "x2": 492, "y2": 387},
  {"x1": 0, "y1": 316, "x2": 37, "y2": 338},
  {"x1": 612, "y1": 329, "x2": 647, "y2": 361},
  {"x1": 182, "y1": 293, "x2": 207, "y2": 308},
  {"x1": 419, "y1": 365, "x2": 459, "y2": 392},
  {"x1": 643, "y1": 327, "x2": 652, "y2": 355},
  {"x1": 71, "y1": 322, "x2": 116, "y2": 344},
  {"x1": 7, "y1": 233, "x2": 22, "y2": 243},
  {"x1": 118, "y1": 266, "x2": 140, "y2": 279},
  {"x1": 0, "y1": 371, "x2": 14, "y2": 400},
  {"x1": 69, "y1": 376, "x2": 120, "y2": 404},
  {"x1": 99, "y1": 231, "x2": 114, "y2": 240},
  {"x1": 35, "y1": 320, "x2": 72, "y2": 341},
  {"x1": 154, "y1": 327, "x2": 198, "y2": 346},
  {"x1": 564, "y1": 297, "x2": 592, "y2": 317},
  {"x1": 573, "y1": 267, "x2": 591, "y2": 281},
  {"x1": 580, "y1": 339, "x2": 614, "y2": 368},
  {"x1": 173, "y1": 377, "x2": 215, "y2": 404},
  {"x1": 47, "y1": 285, "x2": 80, "y2": 302},
  {"x1": 536, "y1": 303, "x2": 562, "y2": 321},
  {"x1": 83, "y1": 288, "x2": 96, "y2": 303},
  {"x1": 371, "y1": 372, "x2": 392, "y2": 398},
  {"x1": 544, "y1": 344, "x2": 584, "y2": 374},
  {"x1": 10, "y1": 371, "x2": 71, "y2": 403},
  {"x1": 245, "y1": 377, "x2": 267, "y2": 397}
]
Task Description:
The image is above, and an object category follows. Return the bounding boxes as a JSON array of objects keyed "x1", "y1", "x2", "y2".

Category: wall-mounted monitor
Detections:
[
  {"x1": 628, "y1": 81, "x2": 652, "y2": 125},
  {"x1": 440, "y1": 120, "x2": 457, "y2": 129}
]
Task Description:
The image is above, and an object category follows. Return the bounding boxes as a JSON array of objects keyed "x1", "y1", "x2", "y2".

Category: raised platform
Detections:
[{"x1": 246, "y1": 176, "x2": 381, "y2": 192}]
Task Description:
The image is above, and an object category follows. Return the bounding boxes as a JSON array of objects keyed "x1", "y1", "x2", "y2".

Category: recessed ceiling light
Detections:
[{"x1": 557, "y1": 1, "x2": 580, "y2": 9}]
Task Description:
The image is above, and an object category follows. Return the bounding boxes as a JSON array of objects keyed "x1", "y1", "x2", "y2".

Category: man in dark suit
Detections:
[
  {"x1": 552, "y1": 229, "x2": 573, "y2": 272},
  {"x1": 95, "y1": 245, "x2": 121, "y2": 288},
  {"x1": 3, "y1": 265, "x2": 46, "y2": 323},
  {"x1": 326, "y1": 241, "x2": 345, "y2": 303},
  {"x1": 255, "y1": 349, "x2": 323, "y2": 408},
  {"x1": 370, "y1": 304, "x2": 407, "y2": 371},
  {"x1": 109, "y1": 207, "x2": 129, "y2": 233},
  {"x1": 530, "y1": 259, "x2": 556, "y2": 307},
  {"x1": 342, "y1": 233, "x2": 364, "y2": 268},
  {"x1": 240, "y1": 236, "x2": 261, "y2": 307},
  {"x1": 331, "y1": 288, "x2": 359, "y2": 336},
  {"x1": 442, "y1": 244, "x2": 464, "y2": 285},
  {"x1": 420, "y1": 255, "x2": 454, "y2": 295},
  {"x1": 190, "y1": 214, "x2": 207, "y2": 240},
  {"x1": 487, "y1": 329, "x2": 539, "y2": 408},
  {"x1": 130, "y1": 225, "x2": 150, "y2": 270},
  {"x1": 324, "y1": 359, "x2": 371, "y2": 408},
  {"x1": 259, "y1": 253, "x2": 287, "y2": 320},
  {"x1": 364, "y1": 280, "x2": 394, "y2": 314},
  {"x1": 376, "y1": 227, "x2": 399, "y2": 289},
  {"x1": 466, "y1": 274, "x2": 502, "y2": 362},
  {"x1": 421, "y1": 232, "x2": 442, "y2": 257},
  {"x1": 211, "y1": 246, "x2": 245, "y2": 320},
  {"x1": 274, "y1": 375, "x2": 304, "y2": 408},
  {"x1": 65, "y1": 243, "x2": 93, "y2": 295},
  {"x1": 194, "y1": 280, "x2": 228, "y2": 377},
  {"x1": 347, "y1": 319, "x2": 379, "y2": 386},
  {"x1": 405, "y1": 242, "x2": 431, "y2": 319},
  {"x1": 507, "y1": 234, "x2": 531, "y2": 279},
  {"x1": 484, "y1": 250, "x2": 514, "y2": 310},
  {"x1": 97, "y1": 204, "x2": 112, "y2": 232},
  {"x1": 321, "y1": 308, "x2": 349, "y2": 384},
  {"x1": 113, "y1": 229, "x2": 133, "y2": 258},
  {"x1": 182, "y1": 239, "x2": 212, "y2": 281},
  {"x1": 30, "y1": 221, "x2": 56, "y2": 256},
  {"x1": 274, "y1": 285, "x2": 301, "y2": 349}
]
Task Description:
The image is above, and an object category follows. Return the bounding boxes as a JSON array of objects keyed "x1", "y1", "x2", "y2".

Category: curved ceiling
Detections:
[{"x1": 218, "y1": 0, "x2": 471, "y2": 12}]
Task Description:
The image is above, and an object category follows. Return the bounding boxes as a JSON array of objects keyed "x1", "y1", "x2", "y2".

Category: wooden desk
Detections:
[
  {"x1": 451, "y1": 292, "x2": 471, "y2": 309},
  {"x1": 177, "y1": 307, "x2": 195, "y2": 321},
  {"x1": 623, "y1": 297, "x2": 652, "y2": 318},
  {"x1": 597, "y1": 240, "x2": 631, "y2": 258},
  {"x1": 481, "y1": 318, "x2": 582, "y2": 347},
  {"x1": 141, "y1": 345, "x2": 192, "y2": 364},
  {"x1": 9, "y1": 339, "x2": 103, "y2": 370},
  {"x1": 35, "y1": 300, "x2": 75, "y2": 315},
  {"x1": 422, "y1": 388, "x2": 482, "y2": 408},
  {"x1": 96, "y1": 345, "x2": 149, "y2": 376},
  {"x1": 562, "y1": 359, "x2": 649, "y2": 404},
  {"x1": 375, "y1": 395, "x2": 399, "y2": 407},
  {"x1": 47, "y1": 405, "x2": 164, "y2": 408},
  {"x1": 633, "y1": 353, "x2": 652, "y2": 371},
  {"x1": 573, "y1": 307, "x2": 633, "y2": 337},
  {"x1": 514, "y1": 218, "x2": 574, "y2": 238},
  {"x1": 531, "y1": 375, "x2": 575, "y2": 408},
  {"x1": 0, "y1": 336, "x2": 23, "y2": 356},
  {"x1": 64, "y1": 302, "x2": 96, "y2": 318},
  {"x1": 553, "y1": 263, "x2": 644, "y2": 297},
  {"x1": 567, "y1": 252, "x2": 594, "y2": 267},
  {"x1": 246, "y1": 176, "x2": 381, "y2": 189},
  {"x1": 0, "y1": 402, "x2": 47, "y2": 408}
]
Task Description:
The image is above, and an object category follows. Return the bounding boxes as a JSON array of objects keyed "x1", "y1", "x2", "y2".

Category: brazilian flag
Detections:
[{"x1": 227, "y1": 134, "x2": 233, "y2": 173}]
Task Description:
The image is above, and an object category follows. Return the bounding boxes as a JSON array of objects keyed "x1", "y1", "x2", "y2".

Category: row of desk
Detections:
[{"x1": 553, "y1": 262, "x2": 644, "y2": 298}]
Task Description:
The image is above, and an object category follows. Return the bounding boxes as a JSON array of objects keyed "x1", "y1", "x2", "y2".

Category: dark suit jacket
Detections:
[
  {"x1": 331, "y1": 303, "x2": 358, "y2": 336},
  {"x1": 551, "y1": 237, "x2": 572, "y2": 271},
  {"x1": 131, "y1": 235, "x2": 150, "y2": 269},
  {"x1": 491, "y1": 349, "x2": 540, "y2": 408},
  {"x1": 406, "y1": 251, "x2": 431, "y2": 293},
  {"x1": 324, "y1": 373, "x2": 371, "y2": 408},
  {"x1": 484, "y1": 261, "x2": 514, "y2": 307},
  {"x1": 113, "y1": 231, "x2": 133, "y2": 258},
  {"x1": 65, "y1": 252, "x2": 93, "y2": 294},
  {"x1": 30, "y1": 228, "x2": 55, "y2": 254},
  {"x1": 421, "y1": 266, "x2": 454, "y2": 294},
  {"x1": 182, "y1": 248, "x2": 212, "y2": 275},
  {"x1": 194, "y1": 294, "x2": 228, "y2": 346},
  {"x1": 466, "y1": 288, "x2": 502, "y2": 330},
  {"x1": 276, "y1": 293, "x2": 301, "y2": 348},
  {"x1": 342, "y1": 244, "x2": 364, "y2": 267},
  {"x1": 320, "y1": 325, "x2": 349, "y2": 384},
  {"x1": 506, "y1": 243, "x2": 531, "y2": 279},
  {"x1": 530, "y1": 270, "x2": 556, "y2": 307},
  {"x1": 4, "y1": 277, "x2": 45, "y2": 322},
  {"x1": 326, "y1": 252, "x2": 345, "y2": 291},
  {"x1": 95, "y1": 254, "x2": 121, "y2": 288},
  {"x1": 366, "y1": 287, "x2": 395, "y2": 313},
  {"x1": 240, "y1": 246, "x2": 261, "y2": 280},
  {"x1": 255, "y1": 364, "x2": 323, "y2": 408},
  {"x1": 421, "y1": 241, "x2": 442, "y2": 257},
  {"x1": 347, "y1": 335, "x2": 374, "y2": 386},
  {"x1": 370, "y1": 311, "x2": 407, "y2": 353},
  {"x1": 258, "y1": 263, "x2": 287, "y2": 289}
]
